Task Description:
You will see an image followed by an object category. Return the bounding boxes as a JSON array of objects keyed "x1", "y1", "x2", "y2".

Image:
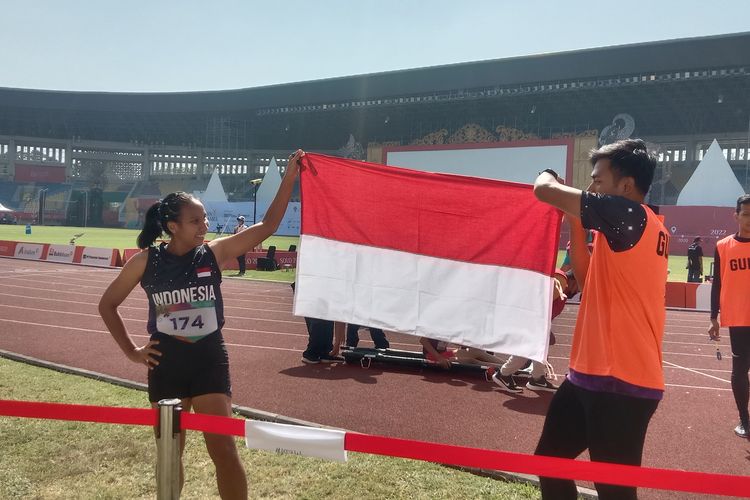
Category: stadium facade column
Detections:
[
  {"x1": 572, "y1": 136, "x2": 598, "y2": 188},
  {"x1": 64, "y1": 141, "x2": 73, "y2": 181},
  {"x1": 143, "y1": 145, "x2": 151, "y2": 180},
  {"x1": 196, "y1": 150, "x2": 205, "y2": 181},
  {"x1": 7, "y1": 137, "x2": 16, "y2": 179}
]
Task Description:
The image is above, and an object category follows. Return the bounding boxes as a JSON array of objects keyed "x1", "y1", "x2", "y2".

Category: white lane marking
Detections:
[
  {"x1": 664, "y1": 383, "x2": 731, "y2": 392},
  {"x1": 0, "y1": 318, "x2": 733, "y2": 391},
  {"x1": 663, "y1": 359, "x2": 730, "y2": 384},
  {"x1": 0, "y1": 290, "x2": 296, "y2": 315},
  {"x1": 0, "y1": 280, "x2": 295, "y2": 309},
  {"x1": 0, "y1": 303, "x2": 731, "y2": 357}
]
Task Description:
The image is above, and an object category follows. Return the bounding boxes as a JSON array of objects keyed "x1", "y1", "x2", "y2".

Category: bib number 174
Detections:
[{"x1": 170, "y1": 315, "x2": 204, "y2": 330}]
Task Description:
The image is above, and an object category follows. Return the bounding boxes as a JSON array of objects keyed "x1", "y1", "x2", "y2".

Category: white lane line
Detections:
[
  {"x1": 0, "y1": 303, "x2": 730, "y2": 357},
  {"x1": 133, "y1": 333, "x2": 305, "y2": 353},
  {"x1": 0, "y1": 291, "x2": 296, "y2": 315},
  {"x1": 0, "y1": 303, "x2": 303, "y2": 327},
  {"x1": 665, "y1": 366, "x2": 730, "y2": 374},
  {"x1": 663, "y1": 359, "x2": 730, "y2": 384},
  {"x1": 0, "y1": 318, "x2": 733, "y2": 391},
  {"x1": 665, "y1": 383, "x2": 731, "y2": 392},
  {"x1": 0, "y1": 317, "x2": 109, "y2": 334},
  {"x1": 0, "y1": 280, "x2": 294, "y2": 309}
]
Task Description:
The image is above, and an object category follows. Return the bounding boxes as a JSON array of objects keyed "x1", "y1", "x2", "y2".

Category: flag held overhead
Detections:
[{"x1": 294, "y1": 154, "x2": 562, "y2": 362}]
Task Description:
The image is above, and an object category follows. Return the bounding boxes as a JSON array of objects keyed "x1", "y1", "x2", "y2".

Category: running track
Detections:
[{"x1": 0, "y1": 257, "x2": 748, "y2": 499}]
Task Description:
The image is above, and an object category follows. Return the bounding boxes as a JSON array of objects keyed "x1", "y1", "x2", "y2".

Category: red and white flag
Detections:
[
  {"x1": 294, "y1": 154, "x2": 562, "y2": 362},
  {"x1": 196, "y1": 267, "x2": 212, "y2": 278}
]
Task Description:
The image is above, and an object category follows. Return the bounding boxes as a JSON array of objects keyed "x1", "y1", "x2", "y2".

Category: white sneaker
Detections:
[{"x1": 734, "y1": 423, "x2": 749, "y2": 438}]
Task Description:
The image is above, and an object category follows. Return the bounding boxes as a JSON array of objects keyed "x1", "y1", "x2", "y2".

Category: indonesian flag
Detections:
[
  {"x1": 294, "y1": 154, "x2": 562, "y2": 362},
  {"x1": 196, "y1": 267, "x2": 211, "y2": 278}
]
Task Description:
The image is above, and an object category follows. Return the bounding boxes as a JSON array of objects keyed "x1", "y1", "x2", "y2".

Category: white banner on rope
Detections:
[{"x1": 245, "y1": 420, "x2": 347, "y2": 462}]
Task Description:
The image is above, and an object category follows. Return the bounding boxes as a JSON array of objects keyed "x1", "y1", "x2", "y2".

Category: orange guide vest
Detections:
[
  {"x1": 716, "y1": 235, "x2": 750, "y2": 327},
  {"x1": 570, "y1": 205, "x2": 669, "y2": 390}
]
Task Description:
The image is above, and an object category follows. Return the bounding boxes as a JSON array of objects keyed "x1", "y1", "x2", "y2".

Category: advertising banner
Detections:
[
  {"x1": 14, "y1": 164, "x2": 66, "y2": 183},
  {"x1": 224, "y1": 251, "x2": 297, "y2": 270},
  {"x1": 203, "y1": 201, "x2": 250, "y2": 233},
  {"x1": 14, "y1": 243, "x2": 47, "y2": 260},
  {"x1": 45, "y1": 244, "x2": 76, "y2": 263},
  {"x1": 255, "y1": 202, "x2": 301, "y2": 236},
  {"x1": 77, "y1": 247, "x2": 120, "y2": 267},
  {"x1": 204, "y1": 201, "x2": 301, "y2": 236}
]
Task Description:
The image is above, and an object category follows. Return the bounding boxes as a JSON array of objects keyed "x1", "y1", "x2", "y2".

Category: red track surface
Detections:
[{"x1": 1, "y1": 257, "x2": 748, "y2": 499}]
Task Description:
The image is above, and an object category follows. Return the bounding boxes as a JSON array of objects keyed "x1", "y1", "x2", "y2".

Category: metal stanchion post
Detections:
[{"x1": 156, "y1": 398, "x2": 182, "y2": 500}]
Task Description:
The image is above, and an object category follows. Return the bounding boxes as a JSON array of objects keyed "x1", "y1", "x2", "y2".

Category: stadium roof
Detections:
[{"x1": 1, "y1": 31, "x2": 749, "y2": 149}]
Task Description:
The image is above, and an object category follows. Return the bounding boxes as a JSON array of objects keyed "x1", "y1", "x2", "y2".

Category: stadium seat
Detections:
[{"x1": 257, "y1": 246, "x2": 278, "y2": 271}]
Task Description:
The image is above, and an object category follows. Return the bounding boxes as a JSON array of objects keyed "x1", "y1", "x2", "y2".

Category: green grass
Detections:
[
  {"x1": 554, "y1": 250, "x2": 710, "y2": 283},
  {"x1": 0, "y1": 357, "x2": 539, "y2": 499},
  {"x1": 0, "y1": 224, "x2": 298, "y2": 253},
  {"x1": 2, "y1": 225, "x2": 707, "y2": 283},
  {"x1": 222, "y1": 269, "x2": 296, "y2": 283}
]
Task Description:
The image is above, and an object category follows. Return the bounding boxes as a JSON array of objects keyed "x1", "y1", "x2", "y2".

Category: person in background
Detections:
[
  {"x1": 346, "y1": 324, "x2": 390, "y2": 349},
  {"x1": 233, "y1": 215, "x2": 248, "y2": 276},
  {"x1": 99, "y1": 150, "x2": 304, "y2": 499},
  {"x1": 290, "y1": 282, "x2": 346, "y2": 364},
  {"x1": 708, "y1": 194, "x2": 750, "y2": 439},
  {"x1": 532, "y1": 139, "x2": 667, "y2": 499},
  {"x1": 686, "y1": 236, "x2": 704, "y2": 283},
  {"x1": 419, "y1": 337, "x2": 508, "y2": 371},
  {"x1": 492, "y1": 269, "x2": 576, "y2": 393}
]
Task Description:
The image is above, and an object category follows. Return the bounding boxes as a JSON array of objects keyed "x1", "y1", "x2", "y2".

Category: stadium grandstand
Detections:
[{"x1": 0, "y1": 31, "x2": 748, "y2": 230}]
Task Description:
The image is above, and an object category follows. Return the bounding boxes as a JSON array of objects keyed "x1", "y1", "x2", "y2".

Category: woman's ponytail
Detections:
[
  {"x1": 136, "y1": 192, "x2": 198, "y2": 248},
  {"x1": 137, "y1": 202, "x2": 163, "y2": 249}
]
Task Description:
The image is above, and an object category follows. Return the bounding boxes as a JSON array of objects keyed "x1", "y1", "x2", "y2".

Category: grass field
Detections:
[
  {"x1": 0, "y1": 224, "x2": 299, "y2": 252},
  {"x1": 0, "y1": 224, "x2": 708, "y2": 283},
  {"x1": 0, "y1": 225, "x2": 299, "y2": 282},
  {"x1": 0, "y1": 357, "x2": 538, "y2": 499}
]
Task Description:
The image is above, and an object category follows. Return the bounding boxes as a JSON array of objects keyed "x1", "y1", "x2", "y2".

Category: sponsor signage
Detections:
[
  {"x1": 79, "y1": 246, "x2": 118, "y2": 267},
  {"x1": 45, "y1": 244, "x2": 76, "y2": 263},
  {"x1": 226, "y1": 250, "x2": 297, "y2": 270},
  {"x1": 14, "y1": 243, "x2": 46, "y2": 260},
  {"x1": 14, "y1": 164, "x2": 66, "y2": 183}
]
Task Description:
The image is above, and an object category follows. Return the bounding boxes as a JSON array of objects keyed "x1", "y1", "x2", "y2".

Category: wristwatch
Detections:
[{"x1": 539, "y1": 168, "x2": 560, "y2": 180}]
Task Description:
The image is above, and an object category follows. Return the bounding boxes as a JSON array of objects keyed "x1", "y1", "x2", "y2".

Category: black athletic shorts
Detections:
[{"x1": 147, "y1": 331, "x2": 231, "y2": 402}]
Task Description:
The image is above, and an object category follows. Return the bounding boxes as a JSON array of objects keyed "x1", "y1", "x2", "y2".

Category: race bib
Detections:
[{"x1": 156, "y1": 302, "x2": 218, "y2": 339}]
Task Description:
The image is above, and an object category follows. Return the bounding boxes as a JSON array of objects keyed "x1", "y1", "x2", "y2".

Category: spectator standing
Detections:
[
  {"x1": 233, "y1": 216, "x2": 248, "y2": 275},
  {"x1": 708, "y1": 194, "x2": 750, "y2": 438},
  {"x1": 687, "y1": 236, "x2": 704, "y2": 282}
]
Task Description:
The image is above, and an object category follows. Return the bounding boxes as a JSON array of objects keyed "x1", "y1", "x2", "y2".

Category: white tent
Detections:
[
  {"x1": 200, "y1": 169, "x2": 229, "y2": 203},
  {"x1": 255, "y1": 157, "x2": 282, "y2": 207},
  {"x1": 196, "y1": 169, "x2": 246, "y2": 232},
  {"x1": 0, "y1": 202, "x2": 13, "y2": 212},
  {"x1": 255, "y1": 157, "x2": 300, "y2": 236},
  {"x1": 677, "y1": 139, "x2": 745, "y2": 207}
]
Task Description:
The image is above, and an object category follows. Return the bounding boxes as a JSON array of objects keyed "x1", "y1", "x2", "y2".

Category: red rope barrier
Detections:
[
  {"x1": 0, "y1": 399, "x2": 155, "y2": 426},
  {"x1": 2, "y1": 399, "x2": 749, "y2": 497},
  {"x1": 344, "y1": 432, "x2": 750, "y2": 497},
  {"x1": 181, "y1": 412, "x2": 245, "y2": 436}
]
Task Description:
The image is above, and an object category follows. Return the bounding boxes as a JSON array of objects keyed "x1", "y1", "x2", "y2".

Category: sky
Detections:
[{"x1": 3, "y1": 0, "x2": 750, "y2": 93}]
